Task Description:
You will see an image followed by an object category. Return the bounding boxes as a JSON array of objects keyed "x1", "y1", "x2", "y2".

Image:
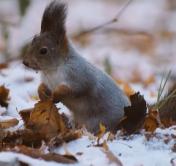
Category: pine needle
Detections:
[{"x1": 154, "y1": 70, "x2": 176, "y2": 110}]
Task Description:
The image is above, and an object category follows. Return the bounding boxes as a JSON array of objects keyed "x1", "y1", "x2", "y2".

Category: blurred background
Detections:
[{"x1": 0, "y1": 0, "x2": 175, "y2": 96}]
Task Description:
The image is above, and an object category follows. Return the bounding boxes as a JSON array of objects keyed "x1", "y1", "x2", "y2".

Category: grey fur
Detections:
[
  {"x1": 41, "y1": 44, "x2": 130, "y2": 133},
  {"x1": 23, "y1": 0, "x2": 130, "y2": 133}
]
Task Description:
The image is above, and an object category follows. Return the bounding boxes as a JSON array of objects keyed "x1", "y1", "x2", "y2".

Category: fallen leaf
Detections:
[
  {"x1": 0, "y1": 85, "x2": 9, "y2": 107},
  {"x1": 4, "y1": 145, "x2": 77, "y2": 164},
  {"x1": 114, "y1": 79, "x2": 135, "y2": 97},
  {"x1": 101, "y1": 141, "x2": 123, "y2": 166},
  {"x1": 96, "y1": 123, "x2": 106, "y2": 144},
  {"x1": 0, "y1": 63, "x2": 8, "y2": 70},
  {"x1": 144, "y1": 115, "x2": 159, "y2": 132},
  {"x1": 123, "y1": 83, "x2": 135, "y2": 97},
  {"x1": 19, "y1": 108, "x2": 33, "y2": 127},
  {"x1": 27, "y1": 100, "x2": 67, "y2": 139},
  {"x1": 48, "y1": 130, "x2": 81, "y2": 149},
  {"x1": 144, "y1": 109, "x2": 162, "y2": 132},
  {"x1": 0, "y1": 118, "x2": 19, "y2": 129},
  {"x1": 1, "y1": 129, "x2": 45, "y2": 148}
]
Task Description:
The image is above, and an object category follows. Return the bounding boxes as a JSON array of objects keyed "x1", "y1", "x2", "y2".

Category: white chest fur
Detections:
[{"x1": 41, "y1": 66, "x2": 65, "y2": 91}]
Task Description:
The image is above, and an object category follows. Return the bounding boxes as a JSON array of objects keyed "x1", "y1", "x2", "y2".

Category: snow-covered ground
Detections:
[
  {"x1": 0, "y1": 0, "x2": 176, "y2": 165},
  {"x1": 0, "y1": 60, "x2": 175, "y2": 166}
]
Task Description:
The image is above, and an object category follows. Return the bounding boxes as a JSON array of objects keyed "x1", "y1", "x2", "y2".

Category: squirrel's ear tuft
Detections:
[{"x1": 41, "y1": 0, "x2": 67, "y2": 35}]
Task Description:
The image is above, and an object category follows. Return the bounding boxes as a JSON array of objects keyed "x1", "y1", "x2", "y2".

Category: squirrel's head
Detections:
[{"x1": 23, "y1": 0, "x2": 68, "y2": 71}]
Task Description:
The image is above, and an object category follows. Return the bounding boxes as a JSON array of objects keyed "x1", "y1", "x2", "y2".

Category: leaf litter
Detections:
[
  {"x1": 0, "y1": 80, "x2": 176, "y2": 165},
  {"x1": 0, "y1": 67, "x2": 175, "y2": 165}
]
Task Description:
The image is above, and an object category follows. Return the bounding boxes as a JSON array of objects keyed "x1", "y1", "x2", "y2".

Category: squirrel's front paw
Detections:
[
  {"x1": 52, "y1": 91, "x2": 61, "y2": 103},
  {"x1": 52, "y1": 84, "x2": 71, "y2": 103},
  {"x1": 38, "y1": 83, "x2": 52, "y2": 101}
]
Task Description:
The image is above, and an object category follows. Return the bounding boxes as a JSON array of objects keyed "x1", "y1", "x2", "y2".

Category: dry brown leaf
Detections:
[
  {"x1": 1, "y1": 129, "x2": 45, "y2": 148},
  {"x1": 19, "y1": 108, "x2": 33, "y2": 127},
  {"x1": 101, "y1": 141, "x2": 123, "y2": 166},
  {"x1": 48, "y1": 130, "x2": 82, "y2": 149},
  {"x1": 114, "y1": 79, "x2": 135, "y2": 97},
  {"x1": 0, "y1": 85, "x2": 9, "y2": 107},
  {"x1": 0, "y1": 118, "x2": 19, "y2": 129},
  {"x1": 27, "y1": 100, "x2": 67, "y2": 139},
  {"x1": 1, "y1": 129, "x2": 81, "y2": 149},
  {"x1": 102, "y1": 140, "x2": 109, "y2": 151},
  {"x1": 123, "y1": 83, "x2": 135, "y2": 97},
  {"x1": 5, "y1": 145, "x2": 77, "y2": 164},
  {"x1": 0, "y1": 63, "x2": 8, "y2": 70},
  {"x1": 96, "y1": 123, "x2": 106, "y2": 144},
  {"x1": 144, "y1": 109, "x2": 160, "y2": 132}
]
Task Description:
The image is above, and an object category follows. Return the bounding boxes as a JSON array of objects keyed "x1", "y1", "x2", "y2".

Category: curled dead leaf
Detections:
[
  {"x1": 48, "y1": 130, "x2": 82, "y2": 149},
  {"x1": 0, "y1": 118, "x2": 19, "y2": 129},
  {"x1": 144, "y1": 109, "x2": 161, "y2": 132},
  {"x1": 0, "y1": 63, "x2": 8, "y2": 70},
  {"x1": 96, "y1": 123, "x2": 106, "y2": 144},
  {"x1": 1, "y1": 129, "x2": 45, "y2": 148},
  {"x1": 0, "y1": 85, "x2": 9, "y2": 107},
  {"x1": 123, "y1": 83, "x2": 135, "y2": 97},
  {"x1": 3, "y1": 145, "x2": 77, "y2": 164},
  {"x1": 19, "y1": 108, "x2": 33, "y2": 127},
  {"x1": 101, "y1": 140, "x2": 123, "y2": 166},
  {"x1": 26, "y1": 100, "x2": 67, "y2": 139}
]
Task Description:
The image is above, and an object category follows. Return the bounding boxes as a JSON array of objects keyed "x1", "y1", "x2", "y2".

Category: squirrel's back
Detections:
[{"x1": 60, "y1": 46, "x2": 130, "y2": 132}]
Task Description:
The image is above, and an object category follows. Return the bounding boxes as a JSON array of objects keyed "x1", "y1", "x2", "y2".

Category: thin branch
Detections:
[{"x1": 74, "y1": 0, "x2": 134, "y2": 37}]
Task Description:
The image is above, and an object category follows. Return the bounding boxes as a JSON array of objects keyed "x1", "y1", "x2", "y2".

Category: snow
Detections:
[
  {"x1": 0, "y1": 0, "x2": 176, "y2": 165},
  {"x1": 0, "y1": 59, "x2": 175, "y2": 166}
]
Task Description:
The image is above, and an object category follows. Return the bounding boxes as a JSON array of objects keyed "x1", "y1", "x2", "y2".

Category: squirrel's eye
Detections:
[{"x1": 39, "y1": 47, "x2": 48, "y2": 55}]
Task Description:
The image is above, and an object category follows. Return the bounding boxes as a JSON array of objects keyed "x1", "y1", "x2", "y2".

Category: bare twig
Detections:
[{"x1": 74, "y1": 0, "x2": 134, "y2": 37}]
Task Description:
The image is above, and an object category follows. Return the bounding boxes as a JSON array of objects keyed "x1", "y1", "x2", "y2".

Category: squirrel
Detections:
[{"x1": 23, "y1": 0, "x2": 130, "y2": 133}]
